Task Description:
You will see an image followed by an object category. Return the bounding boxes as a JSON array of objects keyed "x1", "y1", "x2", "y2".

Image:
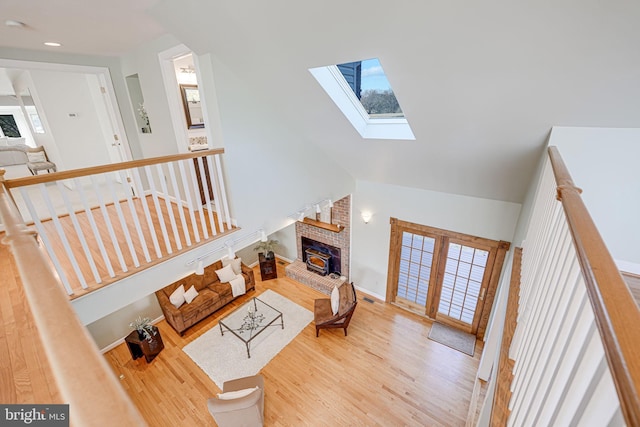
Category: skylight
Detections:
[{"x1": 309, "y1": 57, "x2": 414, "y2": 140}]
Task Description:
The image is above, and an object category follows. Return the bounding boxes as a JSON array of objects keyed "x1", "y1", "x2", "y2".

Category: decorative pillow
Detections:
[
  {"x1": 27, "y1": 151, "x2": 47, "y2": 163},
  {"x1": 331, "y1": 285, "x2": 340, "y2": 315},
  {"x1": 217, "y1": 387, "x2": 259, "y2": 400},
  {"x1": 184, "y1": 285, "x2": 199, "y2": 304},
  {"x1": 169, "y1": 284, "x2": 185, "y2": 309},
  {"x1": 215, "y1": 264, "x2": 237, "y2": 283},
  {"x1": 222, "y1": 256, "x2": 242, "y2": 275}
]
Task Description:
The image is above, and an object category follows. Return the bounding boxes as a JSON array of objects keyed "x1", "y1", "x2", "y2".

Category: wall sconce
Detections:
[
  {"x1": 361, "y1": 211, "x2": 373, "y2": 224},
  {"x1": 195, "y1": 260, "x2": 204, "y2": 275}
]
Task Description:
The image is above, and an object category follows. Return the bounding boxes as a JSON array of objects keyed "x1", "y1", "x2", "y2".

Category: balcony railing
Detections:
[
  {"x1": 489, "y1": 147, "x2": 640, "y2": 426},
  {"x1": 2, "y1": 149, "x2": 233, "y2": 297}
]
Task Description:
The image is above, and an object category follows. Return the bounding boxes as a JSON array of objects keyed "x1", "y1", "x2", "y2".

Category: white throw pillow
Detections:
[
  {"x1": 331, "y1": 285, "x2": 340, "y2": 315},
  {"x1": 215, "y1": 264, "x2": 237, "y2": 283},
  {"x1": 217, "y1": 387, "x2": 258, "y2": 400},
  {"x1": 222, "y1": 256, "x2": 242, "y2": 275},
  {"x1": 27, "y1": 151, "x2": 47, "y2": 163},
  {"x1": 184, "y1": 285, "x2": 199, "y2": 304},
  {"x1": 169, "y1": 284, "x2": 185, "y2": 309}
]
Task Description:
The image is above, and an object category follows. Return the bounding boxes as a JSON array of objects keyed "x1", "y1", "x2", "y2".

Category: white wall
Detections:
[
  {"x1": 120, "y1": 35, "x2": 189, "y2": 159},
  {"x1": 549, "y1": 127, "x2": 640, "y2": 265},
  {"x1": 351, "y1": 180, "x2": 522, "y2": 299},
  {"x1": 28, "y1": 70, "x2": 112, "y2": 170},
  {"x1": 204, "y1": 53, "x2": 355, "y2": 237}
]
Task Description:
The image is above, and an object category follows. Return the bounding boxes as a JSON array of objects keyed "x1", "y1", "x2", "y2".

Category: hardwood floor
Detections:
[
  {"x1": 105, "y1": 261, "x2": 483, "y2": 426},
  {"x1": 0, "y1": 237, "x2": 61, "y2": 404}
]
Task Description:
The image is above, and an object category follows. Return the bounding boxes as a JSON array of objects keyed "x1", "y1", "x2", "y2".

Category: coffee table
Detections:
[{"x1": 219, "y1": 297, "x2": 284, "y2": 358}]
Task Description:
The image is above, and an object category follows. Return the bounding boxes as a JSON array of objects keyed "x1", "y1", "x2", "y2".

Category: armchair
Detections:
[
  {"x1": 314, "y1": 282, "x2": 357, "y2": 337},
  {"x1": 207, "y1": 374, "x2": 264, "y2": 427}
]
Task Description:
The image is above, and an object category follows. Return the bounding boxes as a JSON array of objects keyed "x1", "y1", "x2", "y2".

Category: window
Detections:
[
  {"x1": 337, "y1": 58, "x2": 404, "y2": 119},
  {"x1": 309, "y1": 57, "x2": 415, "y2": 140}
]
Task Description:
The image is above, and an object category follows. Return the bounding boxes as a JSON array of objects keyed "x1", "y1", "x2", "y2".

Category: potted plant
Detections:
[
  {"x1": 129, "y1": 316, "x2": 156, "y2": 340},
  {"x1": 253, "y1": 239, "x2": 279, "y2": 259}
]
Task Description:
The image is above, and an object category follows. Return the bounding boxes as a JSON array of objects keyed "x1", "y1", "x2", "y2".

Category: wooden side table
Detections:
[
  {"x1": 259, "y1": 253, "x2": 277, "y2": 281},
  {"x1": 125, "y1": 326, "x2": 164, "y2": 363}
]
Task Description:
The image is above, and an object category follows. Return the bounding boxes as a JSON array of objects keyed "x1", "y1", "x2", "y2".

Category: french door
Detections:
[{"x1": 387, "y1": 218, "x2": 510, "y2": 338}]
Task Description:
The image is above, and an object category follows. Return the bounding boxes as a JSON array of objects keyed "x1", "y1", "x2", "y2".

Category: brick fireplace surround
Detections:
[{"x1": 285, "y1": 195, "x2": 351, "y2": 295}]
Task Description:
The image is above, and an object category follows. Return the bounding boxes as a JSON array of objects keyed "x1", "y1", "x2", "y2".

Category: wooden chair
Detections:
[
  {"x1": 25, "y1": 146, "x2": 57, "y2": 175},
  {"x1": 314, "y1": 282, "x2": 357, "y2": 337}
]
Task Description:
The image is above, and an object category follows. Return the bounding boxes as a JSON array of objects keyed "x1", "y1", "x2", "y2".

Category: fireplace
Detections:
[{"x1": 301, "y1": 237, "x2": 341, "y2": 277}]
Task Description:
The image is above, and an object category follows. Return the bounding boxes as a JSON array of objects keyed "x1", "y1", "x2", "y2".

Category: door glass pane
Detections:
[
  {"x1": 438, "y1": 243, "x2": 489, "y2": 325},
  {"x1": 396, "y1": 231, "x2": 435, "y2": 306}
]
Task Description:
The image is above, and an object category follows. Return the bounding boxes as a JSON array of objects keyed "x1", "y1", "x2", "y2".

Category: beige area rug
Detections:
[
  {"x1": 183, "y1": 290, "x2": 313, "y2": 388},
  {"x1": 428, "y1": 322, "x2": 476, "y2": 356}
]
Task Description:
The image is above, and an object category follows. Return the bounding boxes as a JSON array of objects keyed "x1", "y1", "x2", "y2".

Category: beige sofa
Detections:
[{"x1": 155, "y1": 259, "x2": 255, "y2": 335}]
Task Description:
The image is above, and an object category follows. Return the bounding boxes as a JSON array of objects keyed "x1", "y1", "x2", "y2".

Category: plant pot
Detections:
[{"x1": 265, "y1": 251, "x2": 275, "y2": 259}]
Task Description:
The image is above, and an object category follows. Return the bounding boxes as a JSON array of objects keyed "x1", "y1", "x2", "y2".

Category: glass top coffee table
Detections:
[{"x1": 219, "y1": 297, "x2": 284, "y2": 358}]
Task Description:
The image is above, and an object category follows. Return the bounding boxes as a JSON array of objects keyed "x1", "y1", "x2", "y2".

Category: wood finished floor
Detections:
[
  {"x1": 0, "y1": 236, "x2": 61, "y2": 405},
  {"x1": 105, "y1": 261, "x2": 483, "y2": 426}
]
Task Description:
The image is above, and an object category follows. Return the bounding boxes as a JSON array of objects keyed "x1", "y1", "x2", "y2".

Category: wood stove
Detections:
[
  {"x1": 301, "y1": 237, "x2": 341, "y2": 276},
  {"x1": 305, "y1": 248, "x2": 331, "y2": 276}
]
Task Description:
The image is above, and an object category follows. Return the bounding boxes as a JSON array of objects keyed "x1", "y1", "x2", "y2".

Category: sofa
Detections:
[{"x1": 155, "y1": 259, "x2": 255, "y2": 335}]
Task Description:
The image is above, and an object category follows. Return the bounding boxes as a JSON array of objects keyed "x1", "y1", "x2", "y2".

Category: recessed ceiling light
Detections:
[
  {"x1": 5, "y1": 20, "x2": 26, "y2": 28},
  {"x1": 44, "y1": 42, "x2": 62, "y2": 47}
]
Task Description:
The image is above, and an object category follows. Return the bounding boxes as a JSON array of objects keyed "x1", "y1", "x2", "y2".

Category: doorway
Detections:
[
  {"x1": 386, "y1": 218, "x2": 510, "y2": 338},
  {"x1": 0, "y1": 59, "x2": 132, "y2": 173}
]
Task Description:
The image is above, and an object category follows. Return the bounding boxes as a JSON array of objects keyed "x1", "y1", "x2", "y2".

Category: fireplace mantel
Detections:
[{"x1": 301, "y1": 218, "x2": 343, "y2": 233}]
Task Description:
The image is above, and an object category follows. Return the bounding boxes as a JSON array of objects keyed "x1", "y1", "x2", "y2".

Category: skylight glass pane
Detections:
[{"x1": 336, "y1": 58, "x2": 404, "y2": 119}]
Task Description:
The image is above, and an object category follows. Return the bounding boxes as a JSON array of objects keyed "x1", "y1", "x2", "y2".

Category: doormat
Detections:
[{"x1": 428, "y1": 322, "x2": 476, "y2": 356}]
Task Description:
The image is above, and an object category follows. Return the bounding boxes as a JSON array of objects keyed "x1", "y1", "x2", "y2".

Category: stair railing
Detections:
[{"x1": 490, "y1": 147, "x2": 640, "y2": 426}]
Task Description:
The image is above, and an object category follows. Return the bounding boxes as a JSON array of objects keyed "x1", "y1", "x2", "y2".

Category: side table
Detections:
[
  {"x1": 258, "y1": 252, "x2": 277, "y2": 281},
  {"x1": 125, "y1": 326, "x2": 164, "y2": 363}
]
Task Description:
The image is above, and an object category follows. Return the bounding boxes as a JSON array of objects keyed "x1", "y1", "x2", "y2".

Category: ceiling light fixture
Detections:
[
  {"x1": 44, "y1": 42, "x2": 62, "y2": 47},
  {"x1": 5, "y1": 20, "x2": 26, "y2": 28}
]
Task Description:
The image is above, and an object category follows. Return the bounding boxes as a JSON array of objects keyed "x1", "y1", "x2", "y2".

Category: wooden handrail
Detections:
[
  {"x1": 548, "y1": 146, "x2": 640, "y2": 425},
  {"x1": 4, "y1": 148, "x2": 224, "y2": 188},
  {"x1": 0, "y1": 170, "x2": 147, "y2": 426},
  {"x1": 490, "y1": 248, "x2": 521, "y2": 426}
]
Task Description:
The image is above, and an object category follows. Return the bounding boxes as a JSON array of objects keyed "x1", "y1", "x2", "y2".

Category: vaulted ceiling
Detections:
[{"x1": 2, "y1": 0, "x2": 639, "y2": 203}]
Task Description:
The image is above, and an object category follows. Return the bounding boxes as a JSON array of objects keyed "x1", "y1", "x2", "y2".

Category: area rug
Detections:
[
  {"x1": 183, "y1": 290, "x2": 313, "y2": 388},
  {"x1": 428, "y1": 322, "x2": 476, "y2": 356}
]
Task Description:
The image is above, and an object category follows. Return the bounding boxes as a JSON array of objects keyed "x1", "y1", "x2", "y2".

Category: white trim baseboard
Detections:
[{"x1": 616, "y1": 259, "x2": 640, "y2": 276}]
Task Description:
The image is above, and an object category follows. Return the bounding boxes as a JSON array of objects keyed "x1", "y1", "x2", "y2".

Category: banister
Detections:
[
  {"x1": 0, "y1": 170, "x2": 147, "y2": 426},
  {"x1": 3, "y1": 148, "x2": 224, "y2": 188},
  {"x1": 548, "y1": 146, "x2": 640, "y2": 425}
]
